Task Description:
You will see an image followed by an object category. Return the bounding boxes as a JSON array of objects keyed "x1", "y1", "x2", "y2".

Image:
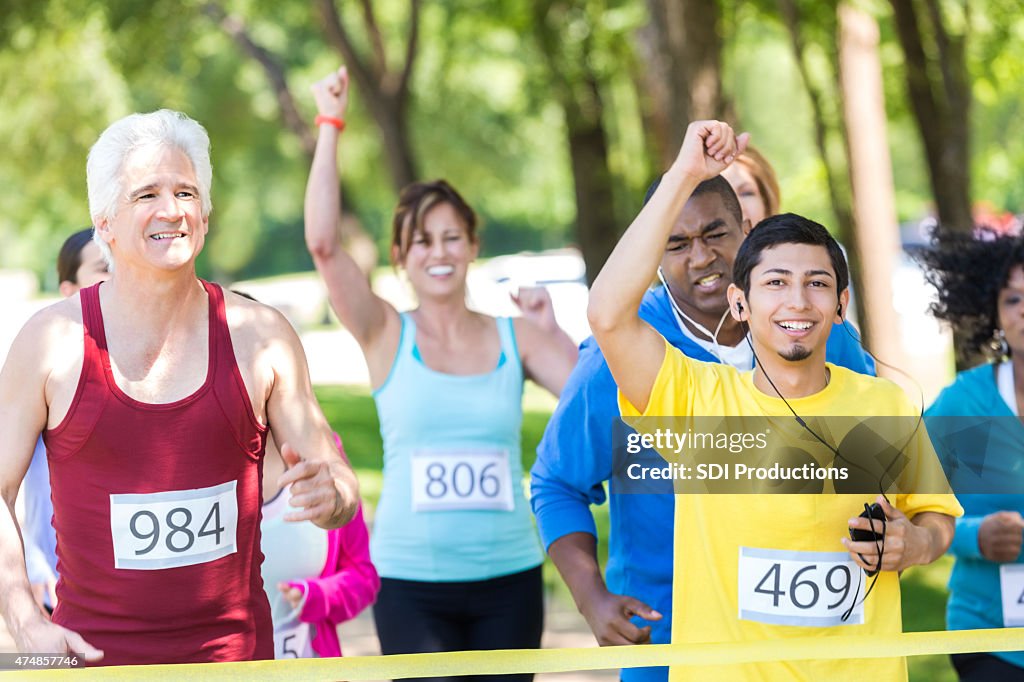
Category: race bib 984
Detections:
[
  {"x1": 110, "y1": 480, "x2": 239, "y2": 570},
  {"x1": 738, "y1": 547, "x2": 865, "y2": 627},
  {"x1": 411, "y1": 449, "x2": 514, "y2": 512}
]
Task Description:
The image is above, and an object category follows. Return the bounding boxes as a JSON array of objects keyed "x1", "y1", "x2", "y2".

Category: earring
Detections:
[{"x1": 991, "y1": 329, "x2": 1009, "y2": 358}]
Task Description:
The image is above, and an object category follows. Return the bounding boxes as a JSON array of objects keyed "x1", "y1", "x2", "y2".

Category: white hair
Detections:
[{"x1": 86, "y1": 110, "x2": 213, "y2": 265}]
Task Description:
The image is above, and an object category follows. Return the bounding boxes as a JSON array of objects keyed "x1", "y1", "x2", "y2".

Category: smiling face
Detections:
[
  {"x1": 659, "y1": 191, "x2": 746, "y2": 330},
  {"x1": 398, "y1": 201, "x2": 478, "y2": 300},
  {"x1": 734, "y1": 242, "x2": 847, "y2": 364},
  {"x1": 96, "y1": 145, "x2": 208, "y2": 273},
  {"x1": 997, "y1": 265, "x2": 1024, "y2": 358}
]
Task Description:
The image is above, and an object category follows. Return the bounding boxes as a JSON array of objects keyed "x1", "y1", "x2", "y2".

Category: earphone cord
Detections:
[
  {"x1": 741, "y1": 330, "x2": 888, "y2": 620},
  {"x1": 735, "y1": 307, "x2": 917, "y2": 620},
  {"x1": 833, "y1": 316, "x2": 929, "y2": 620},
  {"x1": 740, "y1": 331, "x2": 887, "y2": 488},
  {"x1": 839, "y1": 318, "x2": 926, "y2": 449},
  {"x1": 657, "y1": 268, "x2": 734, "y2": 364},
  {"x1": 841, "y1": 508, "x2": 886, "y2": 622}
]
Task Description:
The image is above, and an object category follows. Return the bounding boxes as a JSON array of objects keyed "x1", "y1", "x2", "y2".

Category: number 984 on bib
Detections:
[{"x1": 109, "y1": 481, "x2": 239, "y2": 570}]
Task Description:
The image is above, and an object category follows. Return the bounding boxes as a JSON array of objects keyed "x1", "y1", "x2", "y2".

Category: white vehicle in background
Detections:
[{"x1": 471, "y1": 248, "x2": 590, "y2": 346}]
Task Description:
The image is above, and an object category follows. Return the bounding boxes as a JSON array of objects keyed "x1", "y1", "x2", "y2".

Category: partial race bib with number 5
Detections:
[
  {"x1": 110, "y1": 480, "x2": 239, "y2": 570},
  {"x1": 738, "y1": 547, "x2": 865, "y2": 627},
  {"x1": 999, "y1": 564, "x2": 1024, "y2": 627},
  {"x1": 274, "y1": 623, "x2": 313, "y2": 659},
  {"x1": 411, "y1": 449, "x2": 514, "y2": 512},
  {"x1": 272, "y1": 589, "x2": 314, "y2": 659}
]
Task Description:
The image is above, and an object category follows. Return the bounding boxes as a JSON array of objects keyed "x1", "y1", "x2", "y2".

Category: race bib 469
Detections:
[
  {"x1": 110, "y1": 481, "x2": 239, "y2": 570},
  {"x1": 738, "y1": 547, "x2": 865, "y2": 627}
]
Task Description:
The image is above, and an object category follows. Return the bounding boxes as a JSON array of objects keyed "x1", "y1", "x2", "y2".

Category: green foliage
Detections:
[
  {"x1": 312, "y1": 384, "x2": 383, "y2": 470},
  {"x1": 724, "y1": 5, "x2": 836, "y2": 223},
  {"x1": 0, "y1": 3, "x2": 130, "y2": 278},
  {"x1": 968, "y1": 9, "x2": 1024, "y2": 214},
  {"x1": 409, "y1": 2, "x2": 576, "y2": 252},
  {"x1": 3, "y1": 0, "x2": 1023, "y2": 287},
  {"x1": 903, "y1": 555, "x2": 957, "y2": 681}
]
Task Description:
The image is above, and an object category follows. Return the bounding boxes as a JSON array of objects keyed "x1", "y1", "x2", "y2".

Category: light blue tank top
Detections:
[{"x1": 370, "y1": 313, "x2": 543, "y2": 581}]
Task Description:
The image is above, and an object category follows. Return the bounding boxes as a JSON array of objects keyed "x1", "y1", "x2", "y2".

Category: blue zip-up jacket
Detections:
[
  {"x1": 530, "y1": 286, "x2": 875, "y2": 682},
  {"x1": 926, "y1": 363, "x2": 1024, "y2": 670}
]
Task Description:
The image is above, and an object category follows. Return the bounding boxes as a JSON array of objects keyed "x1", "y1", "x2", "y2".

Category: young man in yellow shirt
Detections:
[{"x1": 587, "y1": 120, "x2": 962, "y2": 681}]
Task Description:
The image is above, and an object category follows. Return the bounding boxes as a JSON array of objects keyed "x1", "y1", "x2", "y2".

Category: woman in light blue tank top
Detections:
[{"x1": 305, "y1": 67, "x2": 579, "y2": 679}]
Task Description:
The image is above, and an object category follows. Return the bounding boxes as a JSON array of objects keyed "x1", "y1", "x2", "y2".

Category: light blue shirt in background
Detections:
[
  {"x1": 927, "y1": 363, "x2": 1024, "y2": 670},
  {"x1": 23, "y1": 437, "x2": 58, "y2": 606}
]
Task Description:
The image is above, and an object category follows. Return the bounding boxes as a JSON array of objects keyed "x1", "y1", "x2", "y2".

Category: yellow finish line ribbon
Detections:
[{"x1": 6, "y1": 628, "x2": 1023, "y2": 680}]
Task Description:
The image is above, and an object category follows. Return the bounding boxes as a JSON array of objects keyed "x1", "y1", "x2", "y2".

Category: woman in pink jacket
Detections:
[{"x1": 261, "y1": 433, "x2": 379, "y2": 658}]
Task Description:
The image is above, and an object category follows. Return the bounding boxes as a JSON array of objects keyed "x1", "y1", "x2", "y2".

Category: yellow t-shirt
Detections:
[{"x1": 619, "y1": 340, "x2": 963, "y2": 682}]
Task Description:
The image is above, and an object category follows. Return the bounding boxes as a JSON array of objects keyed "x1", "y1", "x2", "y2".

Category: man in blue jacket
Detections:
[{"x1": 530, "y1": 175, "x2": 875, "y2": 682}]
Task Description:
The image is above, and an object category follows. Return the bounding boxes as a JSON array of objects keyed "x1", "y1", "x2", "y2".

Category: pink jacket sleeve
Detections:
[{"x1": 296, "y1": 502, "x2": 380, "y2": 626}]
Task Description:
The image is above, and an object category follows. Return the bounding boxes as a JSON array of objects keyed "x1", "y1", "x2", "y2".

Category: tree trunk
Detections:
[
  {"x1": 890, "y1": 0, "x2": 974, "y2": 369},
  {"x1": 776, "y1": 0, "x2": 864, "y2": 325},
  {"x1": 639, "y1": 0, "x2": 724, "y2": 167},
  {"x1": 201, "y1": 2, "x2": 316, "y2": 155},
  {"x1": 889, "y1": 0, "x2": 972, "y2": 233},
  {"x1": 529, "y1": 1, "x2": 622, "y2": 284},
  {"x1": 564, "y1": 78, "x2": 620, "y2": 285},
  {"x1": 837, "y1": 3, "x2": 905, "y2": 379},
  {"x1": 361, "y1": 93, "x2": 417, "y2": 191},
  {"x1": 202, "y1": 0, "x2": 380, "y2": 273},
  {"x1": 318, "y1": 0, "x2": 421, "y2": 193}
]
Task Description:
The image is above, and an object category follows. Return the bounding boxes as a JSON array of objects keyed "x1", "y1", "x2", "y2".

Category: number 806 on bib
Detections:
[{"x1": 411, "y1": 449, "x2": 514, "y2": 512}]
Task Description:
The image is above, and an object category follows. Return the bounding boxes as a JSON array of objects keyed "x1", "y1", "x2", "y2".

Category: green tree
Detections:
[{"x1": 888, "y1": 0, "x2": 972, "y2": 233}]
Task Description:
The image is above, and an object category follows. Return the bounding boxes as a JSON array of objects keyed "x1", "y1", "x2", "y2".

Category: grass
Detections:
[
  {"x1": 314, "y1": 383, "x2": 959, "y2": 681},
  {"x1": 902, "y1": 556, "x2": 957, "y2": 681}
]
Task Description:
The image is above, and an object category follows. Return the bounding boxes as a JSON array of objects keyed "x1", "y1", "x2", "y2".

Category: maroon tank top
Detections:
[{"x1": 44, "y1": 280, "x2": 272, "y2": 665}]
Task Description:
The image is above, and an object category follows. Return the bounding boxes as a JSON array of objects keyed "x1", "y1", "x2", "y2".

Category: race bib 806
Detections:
[
  {"x1": 738, "y1": 547, "x2": 865, "y2": 627},
  {"x1": 110, "y1": 480, "x2": 239, "y2": 570},
  {"x1": 411, "y1": 449, "x2": 514, "y2": 512}
]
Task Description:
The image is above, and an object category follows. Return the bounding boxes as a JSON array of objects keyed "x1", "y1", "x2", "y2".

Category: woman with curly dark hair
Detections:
[{"x1": 920, "y1": 229, "x2": 1024, "y2": 681}]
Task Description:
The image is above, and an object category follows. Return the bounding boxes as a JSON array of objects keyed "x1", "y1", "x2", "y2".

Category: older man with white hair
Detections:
[{"x1": 0, "y1": 110, "x2": 359, "y2": 665}]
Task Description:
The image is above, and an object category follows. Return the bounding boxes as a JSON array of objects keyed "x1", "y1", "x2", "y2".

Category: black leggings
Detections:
[
  {"x1": 373, "y1": 565, "x2": 544, "y2": 682},
  {"x1": 951, "y1": 653, "x2": 1024, "y2": 681}
]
